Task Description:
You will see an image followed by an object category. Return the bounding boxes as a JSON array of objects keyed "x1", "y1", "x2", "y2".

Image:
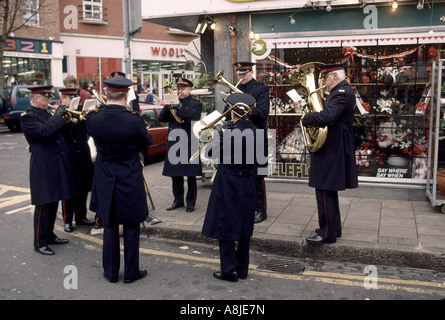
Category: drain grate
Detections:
[{"x1": 257, "y1": 257, "x2": 306, "y2": 274}]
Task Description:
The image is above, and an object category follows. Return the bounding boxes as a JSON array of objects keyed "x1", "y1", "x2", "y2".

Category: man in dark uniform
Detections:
[
  {"x1": 229, "y1": 62, "x2": 270, "y2": 223},
  {"x1": 301, "y1": 63, "x2": 358, "y2": 245},
  {"x1": 159, "y1": 77, "x2": 202, "y2": 212},
  {"x1": 202, "y1": 93, "x2": 257, "y2": 282},
  {"x1": 86, "y1": 77, "x2": 153, "y2": 283},
  {"x1": 21, "y1": 86, "x2": 74, "y2": 255},
  {"x1": 59, "y1": 88, "x2": 95, "y2": 232}
]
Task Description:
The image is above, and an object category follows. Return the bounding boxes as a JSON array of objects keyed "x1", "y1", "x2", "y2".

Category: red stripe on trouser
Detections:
[
  {"x1": 62, "y1": 200, "x2": 66, "y2": 223},
  {"x1": 323, "y1": 191, "x2": 329, "y2": 240}
]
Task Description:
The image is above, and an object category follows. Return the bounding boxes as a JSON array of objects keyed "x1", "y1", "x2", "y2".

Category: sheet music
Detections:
[
  {"x1": 68, "y1": 97, "x2": 80, "y2": 111},
  {"x1": 83, "y1": 99, "x2": 97, "y2": 111}
]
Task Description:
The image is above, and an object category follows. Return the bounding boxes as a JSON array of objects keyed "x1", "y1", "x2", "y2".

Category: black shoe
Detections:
[
  {"x1": 315, "y1": 229, "x2": 341, "y2": 238},
  {"x1": 124, "y1": 269, "x2": 148, "y2": 283},
  {"x1": 76, "y1": 218, "x2": 95, "y2": 226},
  {"x1": 35, "y1": 246, "x2": 55, "y2": 255},
  {"x1": 166, "y1": 203, "x2": 184, "y2": 211},
  {"x1": 186, "y1": 205, "x2": 195, "y2": 212},
  {"x1": 254, "y1": 211, "x2": 267, "y2": 223},
  {"x1": 306, "y1": 235, "x2": 336, "y2": 245},
  {"x1": 103, "y1": 273, "x2": 118, "y2": 283},
  {"x1": 213, "y1": 271, "x2": 238, "y2": 282},
  {"x1": 64, "y1": 223, "x2": 73, "y2": 232},
  {"x1": 48, "y1": 237, "x2": 69, "y2": 245}
]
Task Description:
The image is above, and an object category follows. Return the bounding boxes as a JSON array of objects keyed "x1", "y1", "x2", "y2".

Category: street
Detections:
[{"x1": 1, "y1": 126, "x2": 445, "y2": 303}]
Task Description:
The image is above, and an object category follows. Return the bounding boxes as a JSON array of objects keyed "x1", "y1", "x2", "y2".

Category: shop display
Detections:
[{"x1": 259, "y1": 40, "x2": 434, "y2": 181}]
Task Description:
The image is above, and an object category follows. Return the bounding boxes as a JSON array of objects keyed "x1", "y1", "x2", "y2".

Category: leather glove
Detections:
[{"x1": 54, "y1": 104, "x2": 68, "y2": 117}]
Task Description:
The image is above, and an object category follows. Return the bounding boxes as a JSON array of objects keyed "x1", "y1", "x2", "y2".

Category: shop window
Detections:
[{"x1": 258, "y1": 41, "x2": 435, "y2": 181}]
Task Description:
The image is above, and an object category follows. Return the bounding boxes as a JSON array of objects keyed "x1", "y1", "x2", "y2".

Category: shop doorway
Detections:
[{"x1": 141, "y1": 71, "x2": 196, "y2": 100}]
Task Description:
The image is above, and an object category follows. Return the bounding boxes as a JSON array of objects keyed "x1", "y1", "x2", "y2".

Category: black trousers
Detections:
[
  {"x1": 218, "y1": 239, "x2": 250, "y2": 278},
  {"x1": 315, "y1": 189, "x2": 341, "y2": 242},
  {"x1": 33, "y1": 201, "x2": 58, "y2": 249},
  {"x1": 255, "y1": 177, "x2": 267, "y2": 213},
  {"x1": 61, "y1": 191, "x2": 88, "y2": 224},
  {"x1": 102, "y1": 220, "x2": 141, "y2": 281},
  {"x1": 171, "y1": 176, "x2": 197, "y2": 207}
]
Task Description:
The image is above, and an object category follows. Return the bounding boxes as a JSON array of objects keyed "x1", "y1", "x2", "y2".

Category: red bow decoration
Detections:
[
  {"x1": 362, "y1": 102, "x2": 371, "y2": 112},
  {"x1": 378, "y1": 135, "x2": 388, "y2": 142},
  {"x1": 416, "y1": 102, "x2": 427, "y2": 112}
]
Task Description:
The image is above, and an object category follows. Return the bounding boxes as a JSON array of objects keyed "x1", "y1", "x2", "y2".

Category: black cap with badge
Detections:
[
  {"x1": 104, "y1": 77, "x2": 133, "y2": 92},
  {"x1": 234, "y1": 62, "x2": 256, "y2": 75},
  {"x1": 29, "y1": 85, "x2": 54, "y2": 97}
]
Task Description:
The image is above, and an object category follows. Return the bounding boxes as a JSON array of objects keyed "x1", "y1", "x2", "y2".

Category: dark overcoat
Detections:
[
  {"x1": 20, "y1": 106, "x2": 75, "y2": 205},
  {"x1": 202, "y1": 120, "x2": 257, "y2": 241},
  {"x1": 85, "y1": 104, "x2": 153, "y2": 225},
  {"x1": 225, "y1": 78, "x2": 270, "y2": 176},
  {"x1": 62, "y1": 109, "x2": 94, "y2": 194},
  {"x1": 301, "y1": 80, "x2": 358, "y2": 191},
  {"x1": 159, "y1": 95, "x2": 202, "y2": 177}
]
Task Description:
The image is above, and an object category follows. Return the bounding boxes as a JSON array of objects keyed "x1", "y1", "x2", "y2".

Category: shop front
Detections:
[
  {"x1": 132, "y1": 41, "x2": 199, "y2": 99},
  {"x1": 3, "y1": 37, "x2": 63, "y2": 85},
  {"x1": 250, "y1": 4, "x2": 445, "y2": 186}
]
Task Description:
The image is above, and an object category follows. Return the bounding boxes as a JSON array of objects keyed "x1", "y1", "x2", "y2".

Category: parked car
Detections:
[
  {"x1": 139, "y1": 94, "x2": 168, "y2": 164},
  {"x1": 0, "y1": 85, "x2": 63, "y2": 132}
]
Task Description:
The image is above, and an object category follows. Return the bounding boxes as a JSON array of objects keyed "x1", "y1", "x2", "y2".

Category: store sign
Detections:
[
  {"x1": 270, "y1": 162, "x2": 310, "y2": 178},
  {"x1": 4, "y1": 38, "x2": 52, "y2": 55},
  {"x1": 150, "y1": 46, "x2": 184, "y2": 58}
]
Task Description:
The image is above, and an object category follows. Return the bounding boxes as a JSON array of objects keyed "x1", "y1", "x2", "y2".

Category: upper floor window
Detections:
[
  {"x1": 83, "y1": 0, "x2": 103, "y2": 20},
  {"x1": 22, "y1": 0, "x2": 39, "y2": 27}
]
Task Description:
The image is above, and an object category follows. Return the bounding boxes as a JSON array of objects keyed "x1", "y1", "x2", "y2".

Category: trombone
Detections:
[
  {"x1": 188, "y1": 70, "x2": 253, "y2": 164},
  {"x1": 163, "y1": 82, "x2": 185, "y2": 123}
]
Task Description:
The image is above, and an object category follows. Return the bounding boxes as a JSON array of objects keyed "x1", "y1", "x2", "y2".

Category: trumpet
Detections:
[
  {"x1": 163, "y1": 82, "x2": 185, "y2": 123},
  {"x1": 49, "y1": 106, "x2": 87, "y2": 123}
]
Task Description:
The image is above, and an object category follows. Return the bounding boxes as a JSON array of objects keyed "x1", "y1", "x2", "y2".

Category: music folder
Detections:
[
  {"x1": 68, "y1": 97, "x2": 80, "y2": 111},
  {"x1": 164, "y1": 94, "x2": 179, "y2": 105},
  {"x1": 83, "y1": 99, "x2": 97, "y2": 111}
]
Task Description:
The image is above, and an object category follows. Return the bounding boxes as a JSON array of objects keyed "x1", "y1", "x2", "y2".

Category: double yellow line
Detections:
[{"x1": 66, "y1": 227, "x2": 445, "y2": 297}]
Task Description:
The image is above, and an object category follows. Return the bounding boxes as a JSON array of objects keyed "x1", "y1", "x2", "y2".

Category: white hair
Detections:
[{"x1": 333, "y1": 69, "x2": 346, "y2": 81}]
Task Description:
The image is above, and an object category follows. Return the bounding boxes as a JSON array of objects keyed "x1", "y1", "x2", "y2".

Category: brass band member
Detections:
[
  {"x1": 202, "y1": 93, "x2": 257, "y2": 282},
  {"x1": 301, "y1": 63, "x2": 358, "y2": 245},
  {"x1": 21, "y1": 86, "x2": 73, "y2": 255},
  {"x1": 159, "y1": 78, "x2": 202, "y2": 213},
  {"x1": 59, "y1": 88, "x2": 95, "y2": 232},
  {"x1": 229, "y1": 62, "x2": 270, "y2": 223},
  {"x1": 86, "y1": 77, "x2": 153, "y2": 283}
]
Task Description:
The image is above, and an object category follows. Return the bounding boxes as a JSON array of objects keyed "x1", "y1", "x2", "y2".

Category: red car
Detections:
[{"x1": 139, "y1": 93, "x2": 168, "y2": 164}]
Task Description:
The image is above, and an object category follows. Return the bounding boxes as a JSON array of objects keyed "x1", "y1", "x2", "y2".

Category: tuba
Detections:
[
  {"x1": 163, "y1": 82, "x2": 185, "y2": 123},
  {"x1": 290, "y1": 62, "x2": 328, "y2": 153}
]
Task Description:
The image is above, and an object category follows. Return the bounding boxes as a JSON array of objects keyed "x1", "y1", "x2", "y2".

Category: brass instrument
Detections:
[
  {"x1": 92, "y1": 89, "x2": 107, "y2": 105},
  {"x1": 213, "y1": 69, "x2": 243, "y2": 95},
  {"x1": 163, "y1": 82, "x2": 184, "y2": 123},
  {"x1": 49, "y1": 105, "x2": 87, "y2": 123},
  {"x1": 189, "y1": 99, "x2": 252, "y2": 164},
  {"x1": 290, "y1": 62, "x2": 328, "y2": 153}
]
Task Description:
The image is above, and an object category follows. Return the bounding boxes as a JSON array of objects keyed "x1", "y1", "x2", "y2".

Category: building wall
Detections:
[{"x1": 6, "y1": 0, "x2": 61, "y2": 41}]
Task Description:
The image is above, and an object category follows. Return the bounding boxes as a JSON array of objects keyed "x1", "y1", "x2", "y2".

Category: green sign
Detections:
[{"x1": 252, "y1": 39, "x2": 267, "y2": 56}]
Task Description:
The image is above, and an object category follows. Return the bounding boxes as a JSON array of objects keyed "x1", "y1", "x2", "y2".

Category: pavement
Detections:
[{"x1": 141, "y1": 159, "x2": 445, "y2": 272}]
